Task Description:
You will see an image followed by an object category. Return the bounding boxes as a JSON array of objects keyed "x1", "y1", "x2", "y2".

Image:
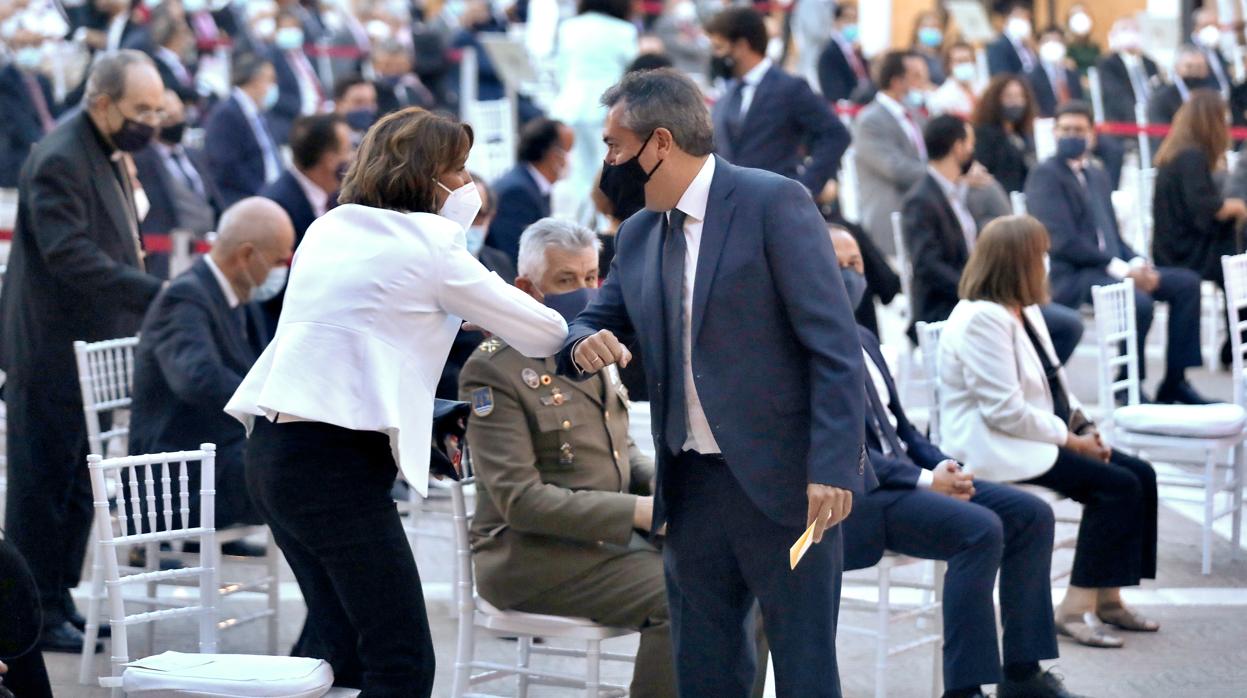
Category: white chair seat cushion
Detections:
[
  {"x1": 121, "y1": 652, "x2": 334, "y2": 697},
  {"x1": 475, "y1": 597, "x2": 632, "y2": 640},
  {"x1": 1114, "y1": 403, "x2": 1247, "y2": 439}
]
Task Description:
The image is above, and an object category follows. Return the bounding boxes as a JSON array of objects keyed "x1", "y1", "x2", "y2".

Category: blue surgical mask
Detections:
[
  {"x1": 917, "y1": 27, "x2": 943, "y2": 48},
  {"x1": 465, "y1": 225, "x2": 486, "y2": 256},
  {"x1": 1056, "y1": 136, "x2": 1088, "y2": 161},
  {"x1": 262, "y1": 83, "x2": 279, "y2": 110},
  {"x1": 841, "y1": 24, "x2": 860, "y2": 44},
  {"x1": 345, "y1": 108, "x2": 377, "y2": 132},
  {"x1": 14, "y1": 46, "x2": 42, "y2": 70},
  {"x1": 275, "y1": 26, "x2": 304, "y2": 51},
  {"x1": 543, "y1": 287, "x2": 599, "y2": 323},
  {"x1": 840, "y1": 267, "x2": 867, "y2": 311},
  {"x1": 904, "y1": 89, "x2": 926, "y2": 109}
]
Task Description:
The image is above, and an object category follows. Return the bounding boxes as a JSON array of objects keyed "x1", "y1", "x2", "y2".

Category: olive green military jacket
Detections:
[{"x1": 460, "y1": 338, "x2": 656, "y2": 609}]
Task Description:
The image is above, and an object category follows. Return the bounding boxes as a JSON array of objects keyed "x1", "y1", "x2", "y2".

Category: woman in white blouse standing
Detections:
[
  {"x1": 937, "y1": 216, "x2": 1159, "y2": 651},
  {"x1": 226, "y1": 107, "x2": 568, "y2": 696},
  {"x1": 551, "y1": 0, "x2": 638, "y2": 206}
]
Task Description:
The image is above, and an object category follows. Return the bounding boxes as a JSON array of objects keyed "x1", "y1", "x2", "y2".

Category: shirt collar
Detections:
[
  {"x1": 741, "y1": 57, "x2": 772, "y2": 87},
  {"x1": 875, "y1": 92, "x2": 910, "y2": 123},
  {"x1": 673, "y1": 155, "x2": 715, "y2": 223},
  {"x1": 291, "y1": 166, "x2": 330, "y2": 217},
  {"x1": 526, "y1": 164, "x2": 554, "y2": 196},
  {"x1": 927, "y1": 165, "x2": 965, "y2": 202},
  {"x1": 203, "y1": 254, "x2": 242, "y2": 308},
  {"x1": 232, "y1": 86, "x2": 261, "y2": 121}
]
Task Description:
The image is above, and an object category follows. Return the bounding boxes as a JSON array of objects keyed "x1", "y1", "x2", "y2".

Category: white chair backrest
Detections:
[
  {"x1": 1222, "y1": 253, "x2": 1247, "y2": 407},
  {"x1": 891, "y1": 211, "x2": 913, "y2": 304},
  {"x1": 1010, "y1": 191, "x2": 1027, "y2": 216},
  {"x1": 1091, "y1": 278, "x2": 1141, "y2": 409},
  {"x1": 915, "y1": 321, "x2": 946, "y2": 446},
  {"x1": 450, "y1": 476, "x2": 476, "y2": 617},
  {"x1": 88, "y1": 444, "x2": 220, "y2": 683},
  {"x1": 464, "y1": 98, "x2": 517, "y2": 183},
  {"x1": 74, "y1": 336, "x2": 140, "y2": 457}
]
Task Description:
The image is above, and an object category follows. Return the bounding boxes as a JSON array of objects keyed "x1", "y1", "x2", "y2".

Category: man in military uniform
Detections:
[{"x1": 459, "y1": 218, "x2": 673, "y2": 698}]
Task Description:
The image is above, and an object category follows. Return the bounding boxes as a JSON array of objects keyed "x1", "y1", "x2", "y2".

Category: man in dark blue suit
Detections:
[
  {"x1": 259, "y1": 114, "x2": 351, "y2": 334},
  {"x1": 0, "y1": 45, "x2": 60, "y2": 187},
  {"x1": 706, "y1": 7, "x2": 849, "y2": 202},
  {"x1": 130, "y1": 198, "x2": 294, "y2": 530},
  {"x1": 1024, "y1": 102, "x2": 1208, "y2": 405},
  {"x1": 557, "y1": 69, "x2": 870, "y2": 697},
  {"x1": 830, "y1": 228, "x2": 1079, "y2": 698},
  {"x1": 1029, "y1": 28, "x2": 1084, "y2": 118},
  {"x1": 817, "y1": 3, "x2": 871, "y2": 104},
  {"x1": 486, "y1": 118, "x2": 572, "y2": 262},
  {"x1": 203, "y1": 52, "x2": 283, "y2": 208},
  {"x1": 986, "y1": 3, "x2": 1036, "y2": 77}
]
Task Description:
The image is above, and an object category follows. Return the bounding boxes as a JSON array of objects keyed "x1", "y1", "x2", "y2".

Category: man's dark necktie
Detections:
[
  {"x1": 1083, "y1": 173, "x2": 1122, "y2": 258},
  {"x1": 662, "y1": 209, "x2": 689, "y2": 455},
  {"x1": 722, "y1": 80, "x2": 746, "y2": 144},
  {"x1": 863, "y1": 368, "x2": 906, "y2": 457}
]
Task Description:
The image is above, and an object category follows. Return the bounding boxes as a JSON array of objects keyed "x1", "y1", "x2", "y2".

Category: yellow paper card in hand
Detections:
[{"x1": 789, "y1": 520, "x2": 817, "y2": 570}]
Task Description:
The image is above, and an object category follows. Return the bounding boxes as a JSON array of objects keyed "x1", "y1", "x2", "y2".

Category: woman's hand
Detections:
[
  {"x1": 1066, "y1": 431, "x2": 1109, "y2": 462},
  {"x1": 1216, "y1": 197, "x2": 1247, "y2": 221}
]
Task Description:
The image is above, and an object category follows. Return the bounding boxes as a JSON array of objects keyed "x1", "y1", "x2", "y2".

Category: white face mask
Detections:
[
  {"x1": 1043, "y1": 254, "x2": 1051, "y2": 275},
  {"x1": 951, "y1": 62, "x2": 977, "y2": 84},
  {"x1": 1068, "y1": 12, "x2": 1092, "y2": 36},
  {"x1": 1198, "y1": 25, "x2": 1222, "y2": 49},
  {"x1": 1005, "y1": 17, "x2": 1032, "y2": 41},
  {"x1": 1039, "y1": 41, "x2": 1067, "y2": 65},
  {"x1": 134, "y1": 187, "x2": 150, "y2": 222},
  {"x1": 250, "y1": 265, "x2": 288, "y2": 302},
  {"x1": 436, "y1": 180, "x2": 483, "y2": 233}
]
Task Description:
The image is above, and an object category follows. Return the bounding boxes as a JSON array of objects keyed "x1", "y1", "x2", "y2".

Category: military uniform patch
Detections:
[
  {"x1": 479, "y1": 337, "x2": 502, "y2": 353},
  {"x1": 521, "y1": 367, "x2": 540, "y2": 389},
  {"x1": 471, "y1": 387, "x2": 495, "y2": 417}
]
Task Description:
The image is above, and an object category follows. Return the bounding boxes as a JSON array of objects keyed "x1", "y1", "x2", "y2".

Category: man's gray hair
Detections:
[
  {"x1": 84, "y1": 50, "x2": 156, "y2": 105},
  {"x1": 600, "y1": 68, "x2": 715, "y2": 156},
  {"x1": 517, "y1": 218, "x2": 601, "y2": 280}
]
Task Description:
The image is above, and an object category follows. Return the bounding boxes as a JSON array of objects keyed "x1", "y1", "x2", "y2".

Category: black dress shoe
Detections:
[
  {"x1": 220, "y1": 540, "x2": 268, "y2": 558},
  {"x1": 39, "y1": 621, "x2": 102, "y2": 654},
  {"x1": 998, "y1": 668, "x2": 1086, "y2": 698},
  {"x1": 1155, "y1": 380, "x2": 1213, "y2": 405},
  {"x1": 62, "y1": 591, "x2": 109, "y2": 638}
]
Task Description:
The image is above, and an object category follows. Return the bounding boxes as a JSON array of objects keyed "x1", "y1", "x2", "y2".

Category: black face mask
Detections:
[
  {"x1": 544, "y1": 287, "x2": 599, "y2": 323},
  {"x1": 159, "y1": 121, "x2": 186, "y2": 145},
  {"x1": 111, "y1": 113, "x2": 156, "y2": 152},
  {"x1": 709, "y1": 53, "x2": 736, "y2": 81},
  {"x1": 599, "y1": 131, "x2": 663, "y2": 221},
  {"x1": 1001, "y1": 104, "x2": 1027, "y2": 125},
  {"x1": 959, "y1": 153, "x2": 974, "y2": 175}
]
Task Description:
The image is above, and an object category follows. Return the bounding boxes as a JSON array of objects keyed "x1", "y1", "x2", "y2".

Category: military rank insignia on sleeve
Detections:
[{"x1": 471, "y1": 387, "x2": 495, "y2": 417}]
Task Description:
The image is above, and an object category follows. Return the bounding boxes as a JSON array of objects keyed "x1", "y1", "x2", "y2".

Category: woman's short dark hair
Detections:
[
  {"x1": 705, "y1": 7, "x2": 769, "y2": 56},
  {"x1": 959, "y1": 214, "x2": 1050, "y2": 307},
  {"x1": 972, "y1": 73, "x2": 1037, "y2": 135},
  {"x1": 338, "y1": 107, "x2": 474, "y2": 213},
  {"x1": 578, "y1": 0, "x2": 631, "y2": 21}
]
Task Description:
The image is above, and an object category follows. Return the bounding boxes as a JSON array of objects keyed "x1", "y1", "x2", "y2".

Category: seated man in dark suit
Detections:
[
  {"x1": 0, "y1": 35, "x2": 60, "y2": 187},
  {"x1": 258, "y1": 113, "x2": 351, "y2": 334},
  {"x1": 145, "y1": 8, "x2": 199, "y2": 105},
  {"x1": 707, "y1": 6, "x2": 849, "y2": 203},
  {"x1": 1024, "y1": 102, "x2": 1207, "y2": 404},
  {"x1": 832, "y1": 228, "x2": 1076, "y2": 698},
  {"x1": 202, "y1": 52, "x2": 284, "y2": 208},
  {"x1": 986, "y1": 2, "x2": 1036, "y2": 77},
  {"x1": 903, "y1": 114, "x2": 1083, "y2": 361},
  {"x1": 817, "y1": 2, "x2": 870, "y2": 104},
  {"x1": 129, "y1": 198, "x2": 294, "y2": 533},
  {"x1": 371, "y1": 39, "x2": 437, "y2": 116},
  {"x1": 1147, "y1": 46, "x2": 1218, "y2": 128},
  {"x1": 485, "y1": 117, "x2": 572, "y2": 262}
]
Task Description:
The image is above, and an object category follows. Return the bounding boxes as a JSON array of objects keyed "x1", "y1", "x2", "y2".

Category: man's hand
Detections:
[
  {"x1": 931, "y1": 460, "x2": 974, "y2": 501},
  {"x1": 807, "y1": 483, "x2": 852, "y2": 543},
  {"x1": 633, "y1": 496, "x2": 654, "y2": 531},
  {"x1": 817, "y1": 178, "x2": 839, "y2": 205},
  {"x1": 964, "y1": 162, "x2": 995, "y2": 189},
  {"x1": 1066, "y1": 431, "x2": 1108, "y2": 462},
  {"x1": 1126, "y1": 267, "x2": 1159, "y2": 293},
  {"x1": 573, "y1": 329, "x2": 631, "y2": 373}
]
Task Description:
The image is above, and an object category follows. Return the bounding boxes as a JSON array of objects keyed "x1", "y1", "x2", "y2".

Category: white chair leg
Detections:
[
  {"x1": 876, "y1": 565, "x2": 891, "y2": 698},
  {"x1": 145, "y1": 541, "x2": 158, "y2": 656},
  {"x1": 266, "y1": 537, "x2": 281, "y2": 656},
  {"x1": 585, "y1": 639, "x2": 602, "y2": 698},
  {"x1": 1203, "y1": 450, "x2": 1217, "y2": 576},
  {"x1": 932, "y1": 562, "x2": 945, "y2": 698},
  {"x1": 79, "y1": 541, "x2": 106, "y2": 685},
  {"x1": 1233, "y1": 446, "x2": 1245, "y2": 558},
  {"x1": 451, "y1": 615, "x2": 474, "y2": 698},
  {"x1": 517, "y1": 636, "x2": 532, "y2": 698}
]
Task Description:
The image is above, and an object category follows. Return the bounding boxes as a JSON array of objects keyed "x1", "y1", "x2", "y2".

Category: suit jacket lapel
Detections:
[
  {"x1": 193, "y1": 260, "x2": 254, "y2": 364},
  {"x1": 738, "y1": 68, "x2": 776, "y2": 142},
  {"x1": 690, "y1": 157, "x2": 736, "y2": 344},
  {"x1": 925, "y1": 176, "x2": 965, "y2": 259},
  {"x1": 713, "y1": 101, "x2": 736, "y2": 161},
  {"x1": 641, "y1": 211, "x2": 666, "y2": 364},
  {"x1": 79, "y1": 115, "x2": 140, "y2": 266}
]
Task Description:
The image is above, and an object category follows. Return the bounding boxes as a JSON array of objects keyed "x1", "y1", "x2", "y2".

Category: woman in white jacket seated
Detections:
[
  {"x1": 226, "y1": 108, "x2": 569, "y2": 696},
  {"x1": 938, "y1": 215, "x2": 1159, "y2": 650}
]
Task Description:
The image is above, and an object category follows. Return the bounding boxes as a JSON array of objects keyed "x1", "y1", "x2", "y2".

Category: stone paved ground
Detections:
[{"x1": 20, "y1": 314, "x2": 1247, "y2": 697}]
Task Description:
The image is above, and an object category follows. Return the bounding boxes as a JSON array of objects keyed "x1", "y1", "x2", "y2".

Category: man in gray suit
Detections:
[{"x1": 853, "y1": 50, "x2": 930, "y2": 255}]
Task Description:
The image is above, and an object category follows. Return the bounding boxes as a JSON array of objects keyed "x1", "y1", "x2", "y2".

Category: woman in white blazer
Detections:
[
  {"x1": 937, "y1": 216, "x2": 1159, "y2": 650},
  {"x1": 551, "y1": 0, "x2": 638, "y2": 203},
  {"x1": 225, "y1": 108, "x2": 568, "y2": 696}
]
